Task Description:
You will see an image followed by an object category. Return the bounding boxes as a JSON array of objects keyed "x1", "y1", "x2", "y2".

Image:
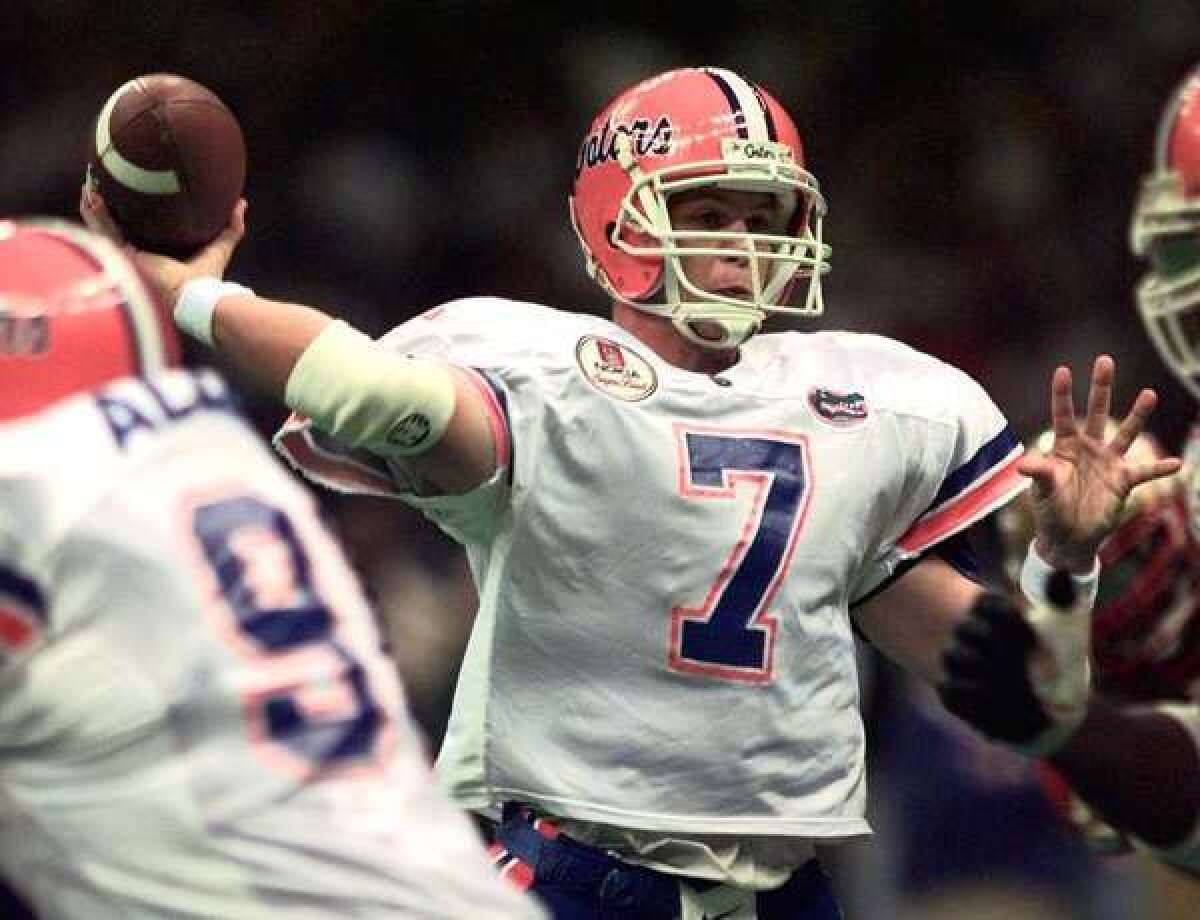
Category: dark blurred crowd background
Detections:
[{"x1": 3, "y1": 2, "x2": 1199, "y2": 917}]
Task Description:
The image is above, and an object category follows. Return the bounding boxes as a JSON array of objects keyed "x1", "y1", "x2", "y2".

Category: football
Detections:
[{"x1": 87, "y1": 74, "x2": 246, "y2": 257}]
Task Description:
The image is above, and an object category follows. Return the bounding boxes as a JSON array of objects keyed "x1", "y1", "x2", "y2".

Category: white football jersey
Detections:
[
  {"x1": 277, "y1": 299, "x2": 1026, "y2": 842},
  {"x1": 0, "y1": 369, "x2": 544, "y2": 920}
]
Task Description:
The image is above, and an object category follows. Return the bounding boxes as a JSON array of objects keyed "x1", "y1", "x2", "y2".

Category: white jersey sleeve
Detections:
[
  {"x1": 276, "y1": 297, "x2": 566, "y2": 542},
  {"x1": 839, "y1": 335, "x2": 1026, "y2": 601}
]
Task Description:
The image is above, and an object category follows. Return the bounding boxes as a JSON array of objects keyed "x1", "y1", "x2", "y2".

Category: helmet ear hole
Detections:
[{"x1": 610, "y1": 219, "x2": 658, "y2": 252}]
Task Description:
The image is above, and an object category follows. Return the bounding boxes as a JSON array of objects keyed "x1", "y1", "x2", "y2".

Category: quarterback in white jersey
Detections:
[
  {"x1": 0, "y1": 220, "x2": 545, "y2": 920},
  {"x1": 279, "y1": 294, "x2": 1024, "y2": 843},
  {"x1": 85, "y1": 67, "x2": 1177, "y2": 919}
]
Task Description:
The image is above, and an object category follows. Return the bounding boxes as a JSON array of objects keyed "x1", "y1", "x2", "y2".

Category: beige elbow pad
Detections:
[{"x1": 284, "y1": 321, "x2": 456, "y2": 456}]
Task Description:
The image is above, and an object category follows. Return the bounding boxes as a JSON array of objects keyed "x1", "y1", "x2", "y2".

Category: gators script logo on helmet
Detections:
[
  {"x1": 0, "y1": 219, "x2": 180, "y2": 421},
  {"x1": 569, "y1": 67, "x2": 831, "y2": 351}
]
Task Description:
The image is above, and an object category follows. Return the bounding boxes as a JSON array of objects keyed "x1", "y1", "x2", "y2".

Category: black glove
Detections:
[
  {"x1": 939, "y1": 571, "x2": 1086, "y2": 755},
  {"x1": 937, "y1": 591, "x2": 1052, "y2": 747}
]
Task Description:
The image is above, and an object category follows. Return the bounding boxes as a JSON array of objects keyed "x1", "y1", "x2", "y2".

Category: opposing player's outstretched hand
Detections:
[
  {"x1": 80, "y1": 184, "x2": 246, "y2": 310},
  {"x1": 1019, "y1": 356, "x2": 1181, "y2": 572}
]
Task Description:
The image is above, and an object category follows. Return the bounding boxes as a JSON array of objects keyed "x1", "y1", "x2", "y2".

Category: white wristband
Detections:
[
  {"x1": 1012, "y1": 539, "x2": 1098, "y2": 757},
  {"x1": 1019, "y1": 540, "x2": 1100, "y2": 610},
  {"x1": 175, "y1": 278, "x2": 254, "y2": 347}
]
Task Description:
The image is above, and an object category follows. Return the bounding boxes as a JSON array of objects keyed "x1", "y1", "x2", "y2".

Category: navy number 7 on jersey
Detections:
[{"x1": 670, "y1": 427, "x2": 812, "y2": 684}]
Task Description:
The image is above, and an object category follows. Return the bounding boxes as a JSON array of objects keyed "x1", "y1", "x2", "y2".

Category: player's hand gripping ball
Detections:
[{"x1": 87, "y1": 74, "x2": 246, "y2": 258}]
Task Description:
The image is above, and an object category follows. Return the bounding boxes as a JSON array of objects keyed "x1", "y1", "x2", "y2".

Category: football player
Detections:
[
  {"x1": 940, "y1": 65, "x2": 1200, "y2": 882},
  {"x1": 995, "y1": 426, "x2": 1198, "y2": 712},
  {"x1": 1006, "y1": 426, "x2": 1200, "y2": 889},
  {"x1": 0, "y1": 220, "x2": 545, "y2": 919},
  {"x1": 83, "y1": 67, "x2": 1175, "y2": 919}
]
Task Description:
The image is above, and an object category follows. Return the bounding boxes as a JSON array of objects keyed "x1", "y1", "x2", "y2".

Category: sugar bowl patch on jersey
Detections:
[{"x1": 575, "y1": 335, "x2": 658, "y2": 402}]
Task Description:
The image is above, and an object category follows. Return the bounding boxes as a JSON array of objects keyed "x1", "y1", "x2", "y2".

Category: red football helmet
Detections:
[
  {"x1": 0, "y1": 219, "x2": 179, "y2": 420},
  {"x1": 569, "y1": 67, "x2": 831, "y2": 350},
  {"x1": 1092, "y1": 488, "x2": 1200, "y2": 702},
  {"x1": 1131, "y1": 65, "x2": 1200, "y2": 400}
]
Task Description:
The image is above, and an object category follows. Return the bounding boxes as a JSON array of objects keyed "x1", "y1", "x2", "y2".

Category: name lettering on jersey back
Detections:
[{"x1": 95, "y1": 372, "x2": 234, "y2": 450}]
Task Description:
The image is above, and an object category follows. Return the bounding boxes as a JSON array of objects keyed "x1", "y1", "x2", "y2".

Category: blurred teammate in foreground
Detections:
[
  {"x1": 0, "y1": 219, "x2": 544, "y2": 919},
  {"x1": 940, "y1": 65, "x2": 1200, "y2": 883},
  {"x1": 84, "y1": 67, "x2": 1175, "y2": 919}
]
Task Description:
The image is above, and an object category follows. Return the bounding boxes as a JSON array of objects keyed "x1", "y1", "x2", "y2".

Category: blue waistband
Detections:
[{"x1": 495, "y1": 804, "x2": 829, "y2": 917}]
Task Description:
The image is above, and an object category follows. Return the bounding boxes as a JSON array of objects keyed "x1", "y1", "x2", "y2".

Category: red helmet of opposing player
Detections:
[
  {"x1": 569, "y1": 67, "x2": 831, "y2": 350},
  {"x1": 1131, "y1": 65, "x2": 1200, "y2": 400},
  {"x1": 0, "y1": 219, "x2": 179, "y2": 420},
  {"x1": 1090, "y1": 487, "x2": 1200, "y2": 701}
]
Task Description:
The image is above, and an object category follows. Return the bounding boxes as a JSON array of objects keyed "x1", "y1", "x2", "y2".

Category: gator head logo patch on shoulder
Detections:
[
  {"x1": 808, "y1": 386, "x2": 868, "y2": 427},
  {"x1": 576, "y1": 335, "x2": 658, "y2": 402}
]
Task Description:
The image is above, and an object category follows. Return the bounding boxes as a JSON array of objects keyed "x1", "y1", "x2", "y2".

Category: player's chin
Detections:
[{"x1": 689, "y1": 320, "x2": 728, "y2": 343}]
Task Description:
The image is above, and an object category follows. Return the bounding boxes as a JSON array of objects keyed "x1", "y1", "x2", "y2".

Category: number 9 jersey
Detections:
[
  {"x1": 277, "y1": 297, "x2": 1026, "y2": 843},
  {"x1": 0, "y1": 369, "x2": 544, "y2": 920}
]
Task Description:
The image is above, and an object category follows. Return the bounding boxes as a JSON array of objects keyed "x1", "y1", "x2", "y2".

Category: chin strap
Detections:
[{"x1": 670, "y1": 308, "x2": 759, "y2": 350}]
